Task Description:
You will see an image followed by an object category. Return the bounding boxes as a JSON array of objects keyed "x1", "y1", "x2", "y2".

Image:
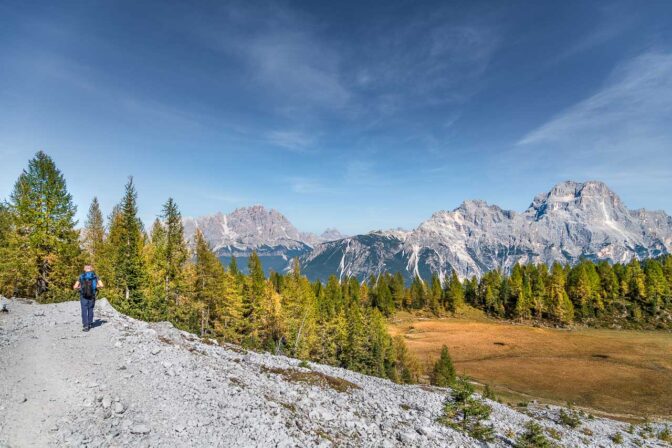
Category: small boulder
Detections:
[
  {"x1": 130, "y1": 424, "x2": 151, "y2": 435},
  {"x1": 113, "y1": 402, "x2": 125, "y2": 414}
]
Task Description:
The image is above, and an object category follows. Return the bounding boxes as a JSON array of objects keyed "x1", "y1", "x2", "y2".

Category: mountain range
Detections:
[
  {"x1": 184, "y1": 181, "x2": 672, "y2": 281},
  {"x1": 182, "y1": 205, "x2": 346, "y2": 275}
]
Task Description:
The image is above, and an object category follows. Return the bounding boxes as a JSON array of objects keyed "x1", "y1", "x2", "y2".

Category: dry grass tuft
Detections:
[{"x1": 262, "y1": 366, "x2": 361, "y2": 393}]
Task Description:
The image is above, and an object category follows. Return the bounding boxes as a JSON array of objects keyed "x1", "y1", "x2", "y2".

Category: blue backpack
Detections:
[{"x1": 80, "y1": 272, "x2": 98, "y2": 300}]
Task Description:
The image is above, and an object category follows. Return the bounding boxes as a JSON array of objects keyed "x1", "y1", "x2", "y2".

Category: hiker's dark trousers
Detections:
[{"x1": 80, "y1": 297, "x2": 95, "y2": 327}]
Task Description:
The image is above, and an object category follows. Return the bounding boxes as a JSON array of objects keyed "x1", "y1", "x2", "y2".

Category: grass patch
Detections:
[
  {"x1": 389, "y1": 317, "x2": 672, "y2": 419},
  {"x1": 261, "y1": 366, "x2": 361, "y2": 393}
]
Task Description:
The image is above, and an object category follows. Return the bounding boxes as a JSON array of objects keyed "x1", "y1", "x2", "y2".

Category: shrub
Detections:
[
  {"x1": 659, "y1": 426, "x2": 672, "y2": 443},
  {"x1": 558, "y1": 408, "x2": 581, "y2": 428},
  {"x1": 483, "y1": 384, "x2": 496, "y2": 400},
  {"x1": 438, "y1": 376, "x2": 494, "y2": 442},
  {"x1": 611, "y1": 432, "x2": 624, "y2": 444},
  {"x1": 515, "y1": 421, "x2": 557, "y2": 448},
  {"x1": 298, "y1": 360, "x2": 310, "y2": 369}
]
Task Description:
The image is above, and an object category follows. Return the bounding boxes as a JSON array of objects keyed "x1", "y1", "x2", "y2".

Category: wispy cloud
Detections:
[
  {"x1": 266, "y1": 130, "x2": 316, "y2": 152},
  {"x1": 286, "y1": 177, "x2": 332, "y2": 194},
  {"x1": 519, "y1": 52, "x2": 672, "y2": 146},
  {"x1": 551, "y1": 4, "x2": 635, "y2": 64},
  {"x1": 508, "y1": 52, "x2": 672, "y2": 211}
]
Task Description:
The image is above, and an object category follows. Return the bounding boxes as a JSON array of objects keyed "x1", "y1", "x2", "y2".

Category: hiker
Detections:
[{"x1": 73, "y1": 265, "x2": 104, "y2": 332}]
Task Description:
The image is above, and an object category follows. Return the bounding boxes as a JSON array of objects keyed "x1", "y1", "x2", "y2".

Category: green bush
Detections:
[
  {"x1": 438, "y1": 376, "x2": 494, "y2": 442},
  {"x1": 515, "y1": 421, "x2": 557, "y2": 448},
  {"x1": 558, "y1": 408, "x2": 581, "y2": 428},
  {"x1": 611, "y1": 432, "x2": 623, "y2": 444}
]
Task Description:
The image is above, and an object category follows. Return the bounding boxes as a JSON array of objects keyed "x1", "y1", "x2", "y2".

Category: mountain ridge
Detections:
[{"x1": 183, "y1": 181, "x2": 672, "y2": 280}]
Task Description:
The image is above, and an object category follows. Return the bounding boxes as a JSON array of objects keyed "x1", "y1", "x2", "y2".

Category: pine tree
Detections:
[
  {"x1": 390, "y1": 272, "x2": 406, "y2": 309},
  {"x1": 644, "y1": 260, "x2": 670, "y2": 315},
  {"x1": 392, "y1": 336, "x2": 420, "y2": 384},
  {"x1": 445, "y1": 270, "x2": 465, "y2": 313},
  {"x1": 145, "y1": 218, "x2": 168, "y2": 320},
  {"x1": 280, "y1": 259, "x2": 317, "y2": 359},
  {"x1": 191, "y1": 229, "x2": 243, "y2": 340},
  {"x1": 530, "y1": 264, "x2": 547, "y2": 319},
  {"x1": 160, "y1": 198, "x2": 188, "y2": 301},
  {"x1": 626, "y1": 259, "x2": 647, "y2": 305},
  {"x1": 430, "y1": 345, "x2": 456, "y2": 387},
  {"x1": 510, "y1": 264, "x2": 531, "y2": 319},
  {"x1": 110, "y1": 177, "x2": 146, "y2": 314},
  {"x1": 1, "y1": 152, "x2": 81, "y2": 301},
  {"x1": 240, "y1": 251, "x2": 266, "y2": 347},
  {"x1": 410, "y1": 275, "x2": 426, "y2": 309},
  {"x1": 548, "y1": 263, "x2": 574, "y2": 324},
  {"x1": 82, "y1": 197, "x2": 106, "y2": 267},
  {"x1": 439, "y1": 376, "x2": 494, "y2": 442}
]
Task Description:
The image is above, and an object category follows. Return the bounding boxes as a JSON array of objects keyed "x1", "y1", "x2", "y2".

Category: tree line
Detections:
[
  {"x1": 0, "y1": 152, "x2": 419, "y2": 384},
  {"x1": 360, "y1": 256, "x2": 672, "y2": 328}
]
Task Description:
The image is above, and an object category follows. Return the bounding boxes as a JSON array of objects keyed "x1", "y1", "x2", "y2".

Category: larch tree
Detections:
[
  {"x1": 110, "y1": 177, "x2": 146, "y2": 314},
  {"x1": 431, "y1": 345, "x2": 456, "y2": 387},
  {"x1": 548, "y1": 263, "x2": 574, "y2": 324},
  {"x1": 2, "y1": 152, "x2": 81, "y2": 302}
]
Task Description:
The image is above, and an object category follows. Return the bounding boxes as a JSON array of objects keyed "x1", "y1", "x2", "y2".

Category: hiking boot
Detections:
[{"x1": 83, "y1": 326, "x2": 90, "y2": 332}]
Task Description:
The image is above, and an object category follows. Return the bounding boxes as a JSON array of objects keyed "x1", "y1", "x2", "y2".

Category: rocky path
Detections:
[{"x1": 0, "y1": 298, "x2": 669, "y2": 447}]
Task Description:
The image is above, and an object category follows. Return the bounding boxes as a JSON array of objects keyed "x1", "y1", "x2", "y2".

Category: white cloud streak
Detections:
[{"x1": 519, "y1": 52, "x2": 672, "y2": 146}]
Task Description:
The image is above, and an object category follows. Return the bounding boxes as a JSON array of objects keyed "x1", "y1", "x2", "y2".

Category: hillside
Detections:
[{"x1": 1, "y1": 299, "x2": 669, "y2": 447}]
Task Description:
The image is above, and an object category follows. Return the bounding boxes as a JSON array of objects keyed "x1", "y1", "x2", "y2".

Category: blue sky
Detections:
[{"x1": 1, "y1": 1, "x2": 671, "y2": 234}]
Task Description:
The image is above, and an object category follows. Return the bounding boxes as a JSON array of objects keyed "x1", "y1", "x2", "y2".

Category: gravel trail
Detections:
[{"x1": 0, "y1": 298, "x2": 669, "y2": 447}]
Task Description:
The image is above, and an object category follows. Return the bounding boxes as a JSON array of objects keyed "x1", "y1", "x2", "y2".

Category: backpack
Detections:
[{"x1": 81, "y1": 272, "x2": 97, "y2": 300}]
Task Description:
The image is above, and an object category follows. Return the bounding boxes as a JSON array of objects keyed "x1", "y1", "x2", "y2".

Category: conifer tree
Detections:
[
  {"x1": 280, "y1": 258, "x2": 317, "y2": 359},
  {"x1": 431, "y1": 345, "x2": 456, "y2": 387},
  {"x1": 644, "y1": 260, "x2": 669, "y2": 315},
  {"x1": 110, "y1": 177, "x2": 146, "y2": 314},
  {"x1": 530, "y1": 264, "x2": 547, "y2": 319},
  {"x1": 392, "y1": 336, "x2": 420, "y2": 384},
  {"x1": 510, "y1": 264, "x2": 530, "y2": 319},
  {"x1": 445, "y1": 270, "x2": 465, "y2": 313},
  {"x1": 390, "y1": 272, "x2": 406, "y2": 309},
  {"x1": 548, "y1": 263, "x2": 574, "y2": 324},
  {"x1": 410, "y1": 275, "x2": 426, "y2": 309},
  {"x1": 145, "y1": 218, "x2": 168, "y2": 319},
  {"x1": 626, "y1": 259, "x2": 647, "y2": 305},
  {"x1": 82, "y1": 197, "x2": 106, "y2": 267},
  {"x1": 1, "y1": 152, "x2": 81, "y2": 301},
  {"x1": 160, "y1": 198, "x2": 188, "y2": 302},
  {"x1": 228, "y1": 256, "x2": 240, "y2": 276},
  {"x1": 240, "y1": 251, "x2": 266, "y2": 347},
  {"x1": 439, "y1": 376, "x2": 494, "y2": 442}
]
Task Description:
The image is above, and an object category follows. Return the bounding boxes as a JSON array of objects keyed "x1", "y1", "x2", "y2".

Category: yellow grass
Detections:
[{"x1": 389, "y1": 312, "x2": 672, "y2": 420}]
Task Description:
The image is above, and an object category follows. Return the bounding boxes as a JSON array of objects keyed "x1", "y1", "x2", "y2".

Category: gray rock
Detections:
[
  {"x1": 113, "y1": 402, "x2": 125, "y2": 414},
  {"x1": 130, "y1": 424, "x2": 151, "y2": 435}
]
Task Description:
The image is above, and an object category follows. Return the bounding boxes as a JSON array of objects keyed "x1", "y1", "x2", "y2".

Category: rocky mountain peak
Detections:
[
  {"x1": 320, "y1": 228, "x2": 346, "y2": 241},
  {"x1": 227, "y1": 205, "x2": 301, "y2": 241},
  {"x1": 301, "y1": 180, "x2": 671, "y2": 282},
  {"x1": 528, "y1": 180, "x2": 625, "y2": 221}
]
